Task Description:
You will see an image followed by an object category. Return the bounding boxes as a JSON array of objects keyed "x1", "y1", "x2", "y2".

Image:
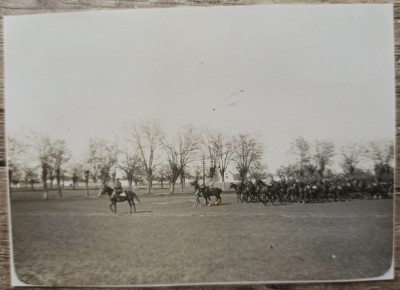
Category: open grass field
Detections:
[{"x1": 9, "y1": 188, "x2": 394, "y2": 287}]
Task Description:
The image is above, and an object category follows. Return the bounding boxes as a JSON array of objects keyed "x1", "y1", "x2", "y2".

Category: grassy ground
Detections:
[{"x1": 10, "y1": 189, "x2": 393, "y2": 286}]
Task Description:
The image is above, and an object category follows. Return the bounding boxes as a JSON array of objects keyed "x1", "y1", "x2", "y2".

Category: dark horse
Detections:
[
  {"x1": 190, "y1": 179, "x2": 222, "y2": 207},
  {"x1": 100, "y1": 184, "x2": 141, "y2": 214},
  {"x1": 229, "y1": 183, "x2": 243, "y2": 203}
]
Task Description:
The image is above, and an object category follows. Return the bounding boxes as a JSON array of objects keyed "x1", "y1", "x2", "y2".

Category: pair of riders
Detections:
[{"x1": 111, "y1": 178, "x2": 124, "y2": 200}]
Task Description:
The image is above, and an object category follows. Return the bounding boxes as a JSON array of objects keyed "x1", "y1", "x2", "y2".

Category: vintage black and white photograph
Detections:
[{"x1": 4, "y1": 4, "x2": 395, "y2": 287}]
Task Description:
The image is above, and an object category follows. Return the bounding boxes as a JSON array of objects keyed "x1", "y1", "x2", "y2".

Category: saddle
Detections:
[{"x1": 113, "y1": 190, "x2": 126, "y2": 200}]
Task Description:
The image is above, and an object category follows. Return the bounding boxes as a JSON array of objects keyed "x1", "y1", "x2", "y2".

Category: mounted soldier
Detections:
[{"x1": 112, "y1": 178, "x2": 124, "y2": 200}]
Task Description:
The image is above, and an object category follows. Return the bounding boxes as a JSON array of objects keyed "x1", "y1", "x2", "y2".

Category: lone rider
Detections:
[{"x1": 112, "y1": 178, "x2": 123, "y2": 199}]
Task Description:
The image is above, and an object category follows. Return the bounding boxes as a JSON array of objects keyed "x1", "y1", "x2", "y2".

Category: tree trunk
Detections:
[
  {"x1": 180, "y1": 173, "x2": 185, "y2": 193},
  {"x1": 30, "y1": 181, "x2": 34, "y2": 191},
  {"x1": 147, "y1": 174, "x2": 152, "y2": 194},
  {"x1": 98, "y1": 182, "x2": 105, "y2": 197},
  {"x1": 128, "y1": 179, "x2": 133, "y2": 191},
  {"x1": 85, "y1": 180, "x2": 89, "y2": 196},
  {"x1": 170, "y1": 182, "x2": 176, "y2": 195},
  {"x1": 56, "y1": 171, "x2": 62, "y2": 197},
  {"x1": 42, "y1": 167, "x2": 48, "y2": 200},
  {"x1": 57, "y1": 179, "x2": 62, "y2": 197},
  {"x1": 220, "y1": 169, "x2": 225, "y2": 183},
  {"x1": 220, "y1": 170, "x2": 226, "y2": 190},
  {"x1": 43, "y1": 184, "x2": 48, "y2": 200}
]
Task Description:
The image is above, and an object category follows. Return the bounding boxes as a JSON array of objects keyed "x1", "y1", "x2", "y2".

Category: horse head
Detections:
[
  {"x1": 100, "y1": 184, "x2": 112, "y2": 196},
  {"x1": 190, "y1": 179, "x2": 201, "y2": 190}
]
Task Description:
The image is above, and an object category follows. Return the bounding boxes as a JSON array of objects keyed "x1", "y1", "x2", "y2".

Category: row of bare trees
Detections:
[
  {"x1": 276, "y1": 137, "x2": 394, "y2": 183},
  {"x1": 8, "y1": 136, "x2": 71, "y2": 199},
  {"x1": 7, "y1": 123, "x2": 394, "y2": 198},
  {"x1": 7, "y1": 122, "x2": 266, "y2": 197}
]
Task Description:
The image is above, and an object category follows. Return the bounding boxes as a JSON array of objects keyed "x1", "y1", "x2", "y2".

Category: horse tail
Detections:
[{"x1": 131, "y1": 192, "x2": 141, "y2": 203}]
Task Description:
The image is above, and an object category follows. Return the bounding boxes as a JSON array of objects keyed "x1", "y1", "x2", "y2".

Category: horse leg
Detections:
[
  {"x1": 205, "y1": 195, "x2": 210, "y2": 206},
  {"x1": 193, "y1": 195, "x2": 199, "y2": 208},
  {"x1": 111, "y1": 202, "x2": 117, "y2": 214},
  {"x1": 132, "y1": 200, "x2": 136, "y2": 213},
  {"x1": 127, "y1": 199, "x2": 133, "y2": 214},
  {"x1": 110, "y1": 201, "x2": 117, "y2": 214}
]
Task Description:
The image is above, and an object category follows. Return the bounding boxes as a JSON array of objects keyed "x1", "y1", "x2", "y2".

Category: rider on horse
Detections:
[{"x1": 112, "y1": 178, "x2": 124, "y2": 200}]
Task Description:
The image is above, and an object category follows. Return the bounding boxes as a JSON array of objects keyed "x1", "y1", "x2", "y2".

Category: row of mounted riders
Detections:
[
  {"x1": 101, "y1": 178, "x2": 393, "y2": 214},
  {"x1": 230, "y1": 179, "x2": 394, "y2": 205},
  {"x1": 191, "y1": 178, "x2": 394, "y2": 206}
]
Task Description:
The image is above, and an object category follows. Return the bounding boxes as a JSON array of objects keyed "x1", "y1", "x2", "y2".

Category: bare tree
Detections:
[
  {"x1": 7, "y1": 136, "x2": 26, "y2": 192},
  {"x1": 155, "y1": 165, "x2": 169, "y2": 189},
  {"x1": 119, "y1": 153, "x2": 143, "y2": 190},
  {"x1": 232, "y1": 133, "x2": 264, "y2": 182},
  {"x1": 163, "y1": 126, "x2": 200, "y2": 194},
  {"x1": 83, "y1": 169, "x2": 90, "y2": 196},
  {"x1": 166, "y1": 162, "x2": 181, "y2": 195},
  {"x1": 365, "y1": 140, "x2": 394, "y2": 183},
  {"x1": 132, "y1": 122, "x2": 163, "y2": 194},
  {"x1": 276, "y1": 164, "x2": 298, "y2": 180},
  {"x1": 86, "y1": 138, "x2": 119, "y2": 197},
  {"x1": 70, "y1": 163, "x2": 84, "y2": 190},
  {"x1": 202, "y1": 130, "x2": 220, "y2": 180},
  {"x1": 314, "y1": 141, "x2": 335, "y2": 178},
  {"x1": 303, "y1": 163, "x2": 318, "y2": 181},
  {"x1": 249, "y1": 163, "x2": 269, "y2": 180},
  {"x1": 202, "y1": 131, "x2": 234, "y2": 184},
  {"x1": 218, "y1": 137, "x2": 234, "y2": 184},
  {"x1": 33, "y1": 136, "x2": 53, "y2": 199},
  {"x1": 23, "y1": 166, "x2": 39, "y2": 190},
  {"x1": 289, "y1": 137, "x2": 311, "y2": 178},
  {"x1": 163, "y1": 163, "x2": 177, "y2": 192},
  {"x1": 48, "y1": 165, "x2": 55, "y2": 190},
  {"x1": 340, "y1": 143, "x2": 365, "y2": 178},
  {"x1": 51, "y1": 140, "x2": 70, "y2": 197}
]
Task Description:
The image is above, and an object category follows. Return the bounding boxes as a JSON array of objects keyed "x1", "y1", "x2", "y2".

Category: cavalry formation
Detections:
[
  {"x1": 229, "y1": 178, "x2": 394, "y2": 205},
  {"x1": 101, "y1": 178, "x2": 393, "y2": 213}
]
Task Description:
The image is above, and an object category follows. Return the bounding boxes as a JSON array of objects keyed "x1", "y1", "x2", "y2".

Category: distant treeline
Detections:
[{"x1": 7, "y1": 122, "x2": 394, "y2": 199}]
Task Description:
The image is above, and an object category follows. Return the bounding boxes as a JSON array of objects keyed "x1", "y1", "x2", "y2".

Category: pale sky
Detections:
[{"x1": 4, "y1": 4, "x2": 395, "y2": 172}]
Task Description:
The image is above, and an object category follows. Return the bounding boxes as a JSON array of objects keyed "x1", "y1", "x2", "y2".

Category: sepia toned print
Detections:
[{"x1": 4, "y1": 4, "x2": 395, "y2": 286}]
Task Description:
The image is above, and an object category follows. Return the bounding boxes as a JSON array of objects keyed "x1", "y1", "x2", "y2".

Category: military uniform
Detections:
[{"x1": 112, "y1": 179, "x2": 123, "y2": 199}]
